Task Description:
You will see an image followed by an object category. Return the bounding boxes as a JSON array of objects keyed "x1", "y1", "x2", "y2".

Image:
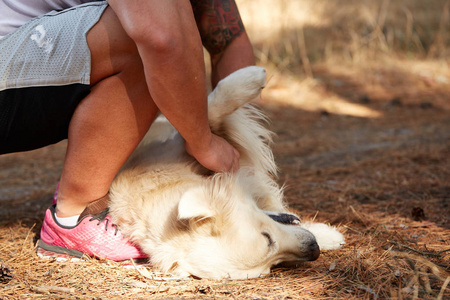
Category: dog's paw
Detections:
[
  {"x1": 208, "y1": 66, "x2": 266, "y2": 124},
  {"x1": 222, "y1": 66, "x2": 266, "y2": 102},
  {"x1": 225, "y1": 66, "x2": 266, "y2": 93},
  {"x1": 301, "y1": 223, "x2": 345, "y2": 250}
]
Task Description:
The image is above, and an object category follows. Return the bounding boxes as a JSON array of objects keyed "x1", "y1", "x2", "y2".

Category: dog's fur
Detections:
[{"x1": 109, "y1": 66, "x2": 344, "y2": 280}]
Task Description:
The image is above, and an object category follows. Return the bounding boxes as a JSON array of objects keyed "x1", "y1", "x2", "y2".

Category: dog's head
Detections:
[{"x1": 167, "y1": 171, "x2": 319, "y2": 280}]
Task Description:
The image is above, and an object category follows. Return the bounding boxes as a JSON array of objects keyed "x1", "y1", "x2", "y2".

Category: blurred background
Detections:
[{"x1": 235, "y1": 0, "x2": 449, "y2": 117}]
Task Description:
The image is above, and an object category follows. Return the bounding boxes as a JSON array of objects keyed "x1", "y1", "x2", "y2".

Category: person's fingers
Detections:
[{"x1": 185, "y1": 134, "x2": 240, "y2": 173}]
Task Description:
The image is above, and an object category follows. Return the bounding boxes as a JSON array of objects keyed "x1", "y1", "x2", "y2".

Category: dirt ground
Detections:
[{"x1": 0, "y1": 60, "x2": 449, "y2": 299}]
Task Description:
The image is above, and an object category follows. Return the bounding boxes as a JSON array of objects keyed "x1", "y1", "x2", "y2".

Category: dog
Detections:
[{"x1": 108, "y1": 66, "x2": 344, "y2": 280}]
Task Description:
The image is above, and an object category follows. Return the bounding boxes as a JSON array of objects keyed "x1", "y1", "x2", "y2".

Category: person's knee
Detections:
[
  {"x1": 87, "y1": 7, "x2": 142, "y2": 86},
  {"x1": 85, "y1": 7, "x2": 157, "y2": 127}
]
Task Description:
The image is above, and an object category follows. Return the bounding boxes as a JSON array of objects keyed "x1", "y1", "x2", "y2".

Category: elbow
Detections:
[
  {"x1": 127, "y1": 26, "x2": 180, "y2": 55},
  {"x1": 108, "y1": 0, "x2": 201, "y2": 57}
]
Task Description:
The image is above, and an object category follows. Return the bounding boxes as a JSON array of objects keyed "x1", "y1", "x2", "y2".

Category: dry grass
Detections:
[
  {"x1": 1, "y1": 0, "x2": 450, "y2": 299},
  {"x1": 240, "y1": 0, "x2": 450, "y2": 71}
]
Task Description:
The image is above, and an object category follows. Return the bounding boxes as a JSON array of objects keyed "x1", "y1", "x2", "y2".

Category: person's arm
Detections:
[
  {"x1": 210, "y1": 33, "x2": 255, "y2": 87},
  {"x1": 107, "y1": 0, "x2": 240, "y2": 172},
  {"x1": 191, "y1": 0, "x2": 255, "y2": 87}
]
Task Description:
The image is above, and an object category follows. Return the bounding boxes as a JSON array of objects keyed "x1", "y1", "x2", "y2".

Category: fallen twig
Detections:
[
  {"x1": 390, "y1": 240, "x2": 442, "y2": 257},
  {"x1": 392, "y1": 252, "x2": 450, "y2": 280},
  {"x1": 30, "y1": 285, "x2": 75, "y2": 294},
  {"x1": 437, "y1": 276, "x2": 450, "y2": 300}
]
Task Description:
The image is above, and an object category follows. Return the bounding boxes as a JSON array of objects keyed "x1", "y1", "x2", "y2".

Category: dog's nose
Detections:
[{"x1": 308, "y1": 241, "x2": 320, "y2": 261}]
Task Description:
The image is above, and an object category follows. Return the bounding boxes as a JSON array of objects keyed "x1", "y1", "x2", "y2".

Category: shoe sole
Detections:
[
  {"x1": 36, "y1": 239, "x2": 148, "y2": 265},
  {"x1": 37, "y1": 241, "x2": 186, "y2": 280}
]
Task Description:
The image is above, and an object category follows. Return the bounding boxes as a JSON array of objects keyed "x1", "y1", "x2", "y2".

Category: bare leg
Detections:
[{"x1": 56, "y1": 8, "x2": 158, "y2": 217}]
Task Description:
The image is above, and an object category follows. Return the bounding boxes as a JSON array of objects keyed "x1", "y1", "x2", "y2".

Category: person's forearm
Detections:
[
  {"x1": 106, "y1": 0, "x2": 240, "y2": 173},
  {"x1": 107, "y1": 0, "x2": 212, "y2": 151},
  {"x1": 210, "y1": 32, "x2": 255, "y2": 88}
]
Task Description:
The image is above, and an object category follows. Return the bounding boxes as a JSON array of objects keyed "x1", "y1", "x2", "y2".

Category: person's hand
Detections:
[{"x1": 185, "y1": 133, "x2": 240, "y2": 173}]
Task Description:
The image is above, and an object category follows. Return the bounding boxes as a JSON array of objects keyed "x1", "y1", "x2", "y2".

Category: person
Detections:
[{"x1": 0, "y1": 0, "x2": 255, "y2": 261}]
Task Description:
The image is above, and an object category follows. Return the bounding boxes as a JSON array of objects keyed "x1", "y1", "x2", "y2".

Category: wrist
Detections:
[{"x1": 185, "y1": 127, "x2": 213, "y2": 156}]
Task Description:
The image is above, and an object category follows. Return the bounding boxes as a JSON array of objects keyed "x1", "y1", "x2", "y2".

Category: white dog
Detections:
[{"x1": 108, "y1": 66, "x2": 344, "y2": 280}]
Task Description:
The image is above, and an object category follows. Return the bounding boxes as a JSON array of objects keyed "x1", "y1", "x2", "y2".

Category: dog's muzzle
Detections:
[{"x1": 268, "y1": 213, "x2": 320, "y2": 261}]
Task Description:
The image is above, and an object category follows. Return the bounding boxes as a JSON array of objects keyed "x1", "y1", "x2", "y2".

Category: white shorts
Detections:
[
  {"x1": 0, "y1": 1, "x2": 108, "y2": 154},
  {"x1": 0, "y1": 1, "x2": 108, "y2": 90}
]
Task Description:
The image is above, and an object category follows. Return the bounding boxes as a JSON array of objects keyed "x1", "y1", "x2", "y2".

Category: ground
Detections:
[
  {"x1": 1, "y1": 0, "x2": 450, "y2": 297},
  {"x1": 0, "y1": 59, "x2": 449, "y2": 299}
]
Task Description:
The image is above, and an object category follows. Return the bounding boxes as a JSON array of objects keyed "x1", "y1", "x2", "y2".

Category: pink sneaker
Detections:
[{"x1": 37, "y1": 196, "x2": 147, "y2": 263}]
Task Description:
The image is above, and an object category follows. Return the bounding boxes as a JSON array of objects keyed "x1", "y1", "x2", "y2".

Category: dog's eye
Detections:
[{"x1": 262, "y1": 232, "x2": 274, "y2": 247}]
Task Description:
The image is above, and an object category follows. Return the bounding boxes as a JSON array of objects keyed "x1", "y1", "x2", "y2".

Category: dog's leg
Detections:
[
  {"x1": 300, "y1": 223, "x2": 345, "y2": 250},
  {"x1": 208, "y1": 66, "x2": 266, "y2": 130},
  {"x1": 208, "y1": 67, "x2": 291, "y2": 216}
]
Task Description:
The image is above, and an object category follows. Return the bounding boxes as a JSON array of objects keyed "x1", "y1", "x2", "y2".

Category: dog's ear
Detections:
[{"x1": 178, "y1": 187, "x2": 215, "y2": 220}]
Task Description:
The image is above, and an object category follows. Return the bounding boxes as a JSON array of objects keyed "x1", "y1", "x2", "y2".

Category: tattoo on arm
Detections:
[{"x1": 191, "y1": 0, "x2": 245, "y2": 54}]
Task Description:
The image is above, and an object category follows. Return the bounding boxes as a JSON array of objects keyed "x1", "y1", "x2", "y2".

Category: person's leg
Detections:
[{"x1": 55, "y1": 7, "x2": 159, "y2": 217}]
